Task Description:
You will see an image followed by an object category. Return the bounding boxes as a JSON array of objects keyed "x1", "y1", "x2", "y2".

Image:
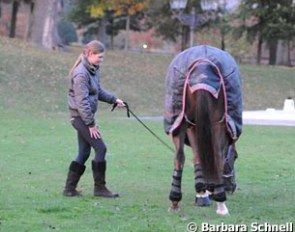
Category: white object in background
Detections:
[{"x1": 283, "y1": 99, "x2": 295, "y2": 112}]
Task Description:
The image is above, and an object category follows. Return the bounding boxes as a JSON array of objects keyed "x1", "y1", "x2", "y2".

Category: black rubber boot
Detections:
[
  {"x1": 63, "y1": 161, "x2": 86, "y2": 197},
  {"x1": 92, "y1": 160, "x2": 119, "y2": 198}
]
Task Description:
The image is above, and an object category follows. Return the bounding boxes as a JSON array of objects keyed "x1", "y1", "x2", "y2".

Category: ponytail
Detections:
[
  {"x1": 69, "y1": 40, "x2": 105, "y2": 76},
  {"x1": 69, "y1": 54, "x2": 82, "y2": 76}
]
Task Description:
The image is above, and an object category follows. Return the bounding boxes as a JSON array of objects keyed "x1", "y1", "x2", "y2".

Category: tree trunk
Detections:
[
  {"x1": 29, "y1": 0, "x2": 63, "y2": 50},
  {"x1": 180, "y1": 25, "x2": 185, "y2": 51},
  {"x1": 9, "y1": 0, "x2": 19, "y2": 38},
  {"x1": 29, "y1": 0, "x2": 46, "y2": 45},
  {"x1": 98, "y1": 17, "x2": 107, "y2": 46},
  {"x1": 109, "y1": 18, "x2": 114, "y2": 49},
  {"x1": 221, "y1": 31, "x2": 225, "y2": 51},
  {"x1": 276, "y1": 40, "x2": 291, "y2": 66},
  {"x1": 124, "y1": 14, "x2": 130, "y2": 51},
  {"x1": 110, "y1": 29, "x2": 114, "y2": 50},
  {"x1": 25, "y1": 1, "x2": 34, "y2": 41},
  {"x1": 42, "y1": 0, "x2": 63, "y2": 50},
  {"x1": 256, "y1": 33, "x2": 263, "y2": 65},
  {"x1": 0, "y1": 1, "x2": 2, "y2": 18},
  {"x1": 180, "y1": 26, "x2": 189, "y2": 51},
  {"x1": 269, "y1": 39, "x2": 277, "y2": 65},
  {"x1": 75, "y1": 24, "x2": 84, "y2": 44}
]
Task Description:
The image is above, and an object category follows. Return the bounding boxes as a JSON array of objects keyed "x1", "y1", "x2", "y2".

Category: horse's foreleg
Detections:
[
  {"x1": 186, "y1": 127, "x2": 211, "y2": 207},
  {"x1": 216, "y1": 202, "x2": 229, "y2": 216},
  {"x1": 168, "y1": 131, "x2": 186, "y2": 212},
  {"x1": 173, "y1": 135, "x2": 186, "y2": 170},
  {"x1": 214, "y1": 183, "x2": 229, "y2": 215},
  {"x1": 168, "y1": 168, "x2": 183, "y2": 213}
]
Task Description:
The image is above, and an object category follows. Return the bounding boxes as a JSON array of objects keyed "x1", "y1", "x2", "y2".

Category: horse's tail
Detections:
[{"x1": 195, "y1": 90, "x2": 222, "y2": 182}]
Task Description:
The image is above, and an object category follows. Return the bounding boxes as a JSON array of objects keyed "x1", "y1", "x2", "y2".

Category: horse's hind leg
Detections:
[
  {"x1": 168, "y1": 128, "x2": 186, "y2": 212},
  {"x1": 186, "y1": 127, "x2": 211, "y2": 207}
]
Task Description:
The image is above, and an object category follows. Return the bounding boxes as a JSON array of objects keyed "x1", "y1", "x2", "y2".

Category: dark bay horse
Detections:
[
  {"x1": 170, "y1": 85, "x2": 230, "y2": 215},
  {"x1": 164, "y1": 46, "x2": 243, "y2": 216}
]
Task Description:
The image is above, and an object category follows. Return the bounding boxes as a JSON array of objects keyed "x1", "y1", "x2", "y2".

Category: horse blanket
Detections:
[{"x1": 164, "y1": 45, "x2": 243, "y2": 141}]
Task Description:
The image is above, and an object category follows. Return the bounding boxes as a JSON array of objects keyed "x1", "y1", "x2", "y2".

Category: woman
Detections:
[{"x1": 63, "y1": 40, "x2": 125, "y2": 198}]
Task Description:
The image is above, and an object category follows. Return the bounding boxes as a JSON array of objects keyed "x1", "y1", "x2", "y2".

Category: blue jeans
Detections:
[{"x1": 71, "y1": 117, "x2": 106, "y2": 164}]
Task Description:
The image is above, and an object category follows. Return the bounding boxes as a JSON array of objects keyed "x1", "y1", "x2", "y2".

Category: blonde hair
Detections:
[{"x1": 69, "y1": 40, "x2": 105, "y2": 75}]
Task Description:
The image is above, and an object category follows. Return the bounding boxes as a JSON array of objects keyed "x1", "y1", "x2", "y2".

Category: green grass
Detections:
[
  {"x1": 0, "y1": 36, "x2": 295, "y2": 231},
  {"x1": 241, "y1": 65, "x2": 295, "y2": 110},
  {"x1": 1, "y1": 115, "x2": 294, "y2": 231},
  {"x1": 1, "y1": 36, "x2": 295, "y2": 115}
]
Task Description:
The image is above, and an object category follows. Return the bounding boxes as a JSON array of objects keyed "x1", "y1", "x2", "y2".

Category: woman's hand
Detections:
[
  {"x1": 89, "y1": 126, "x2": 101, "y2": 139},
  {"x1": 115, "y1": 98, "x2": 126, "y2": 108}
]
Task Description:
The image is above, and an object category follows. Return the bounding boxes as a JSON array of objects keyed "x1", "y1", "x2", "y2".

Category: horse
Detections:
[{"x1": 164, "y1": 45, "x2": 242, "y2": 216}]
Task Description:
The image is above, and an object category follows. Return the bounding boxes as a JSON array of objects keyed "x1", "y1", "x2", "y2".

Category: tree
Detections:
[
  {"x1": 234, "y1": 0, "x2": 295, "y2": 65},
  {"x1": 29, "y1": 0, "x2": 64, "y2": 50},
  {"x1": 263, "y1": 1, "x2": 295, "y2": 66},
  {"x1": 276, "y1": 40, "x2": 291, "y2": 66},
  {"x1": 9, "y1": 0, "x2": 19, "y2": 37},
  {"x1": 24, "y1": 0, "x2": 34, "y2": 41},
  {"x1": 42, "y1": 0, "x2": 64, "y2": 49},
  {"x1": 108, "y1": 0, "x2": 148, "y2": 50},
  {"x1": 233, "y1": 0, "x2": 266, "y2": 64},
  {"x1": 146, "y1": 0, "x2": 218, "y2": 50},
  {"x1": 0, "y1": 0, "x2": 19, "y2": 38},
  {"x1": 204, "y1": 0, "x2": 239, "y2": 51},
  {"x1": 67, "y1": 0, "x2": 147, "y2": 49},
  {"x1": 2, "y1": 0, "x2": 32, "y2": 38},
  {"x1": 146, "y1": 0, "x2": 189, "y2": 50}
]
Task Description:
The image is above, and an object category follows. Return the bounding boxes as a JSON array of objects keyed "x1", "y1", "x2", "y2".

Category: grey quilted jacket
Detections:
[{"x1": 68, "y1": 57, "x2": 116, "y2": 127}]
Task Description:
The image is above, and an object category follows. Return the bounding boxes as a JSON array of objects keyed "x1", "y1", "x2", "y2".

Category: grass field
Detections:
[{"x1": 0, "y1": 36, "x2": 295, "y2": 231}]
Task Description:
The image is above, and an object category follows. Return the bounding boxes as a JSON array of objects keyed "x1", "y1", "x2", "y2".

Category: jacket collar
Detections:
[{"x1": 81, "y1": 55, "x2": 99, "y2": 75}]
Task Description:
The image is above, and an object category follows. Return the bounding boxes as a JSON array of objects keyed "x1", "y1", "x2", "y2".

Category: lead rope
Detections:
[{"x1": 112, "y1": 102, "x2": 175, "y2": 153}]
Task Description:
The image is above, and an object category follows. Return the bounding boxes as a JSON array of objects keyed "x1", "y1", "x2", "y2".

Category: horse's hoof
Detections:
[
  {"x1": 216, "y1": 203, "x2": 229, "y2": 216},
  {"x1": 195, "y1": 193, "x2": 211, "y2": 207},
  {"x1": 216, "y1": 208, "x2": 230, "y2": 216},
  {"x1": 168, "y1": 202, "x2": 180, "y2": 213},
  {"x1": 168, "y1": 206, "x2": 180, "y2": 213}
]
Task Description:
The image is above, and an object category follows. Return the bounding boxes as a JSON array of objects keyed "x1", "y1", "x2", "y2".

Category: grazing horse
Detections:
[{"x1": 164, "y1": 45, "x2": 242, "y2": 216}]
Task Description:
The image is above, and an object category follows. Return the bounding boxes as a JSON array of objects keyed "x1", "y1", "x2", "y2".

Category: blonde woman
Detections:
[{"x1": 63, "y1": 40, "x2": 125, "y2": 197}]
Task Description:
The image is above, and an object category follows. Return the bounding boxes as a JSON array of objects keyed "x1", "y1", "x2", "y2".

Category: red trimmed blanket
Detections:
[{"x1": 164, "y1": 45, "x2": 243, "y2": 141}]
